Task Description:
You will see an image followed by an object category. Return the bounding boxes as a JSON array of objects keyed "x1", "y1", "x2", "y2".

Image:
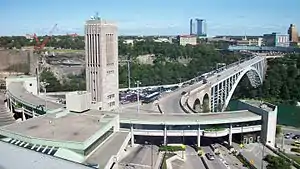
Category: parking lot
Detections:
[{"x1": 119, "y1": 86, "x2": 179, "y2": 105}]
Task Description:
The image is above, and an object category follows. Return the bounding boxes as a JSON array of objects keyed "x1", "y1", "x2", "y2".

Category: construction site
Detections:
[{"x1": 0, "y1": 24, "x2": 86, "y2": 86}]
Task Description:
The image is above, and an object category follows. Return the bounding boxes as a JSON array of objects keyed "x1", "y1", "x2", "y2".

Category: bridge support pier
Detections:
[
  {"x1": 197, "y1": 125, "x2": 201, "y2": 147},
  {"x1": 9, "y1": 99, "x2": 13, "y2": 113},
  {"x1": 32, "y1": 110, "x2": 35, "y2": 118},
  {"x1": 164, "y1": 125, "x2": 167, "y2": 145},
  {"x1": 130, "y1": 124, "x2": 134, "y2": 147},
  {"x1": 22, "y1": 107, "x2": 26, "y2": 121},
  {"x1": 229, "y1": 124, "x2": 232, "y2": 146}
]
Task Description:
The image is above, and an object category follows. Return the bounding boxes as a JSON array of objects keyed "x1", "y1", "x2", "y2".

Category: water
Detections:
[{"x1": 228, "y1": 100, "x2": 300, "y2": 128}]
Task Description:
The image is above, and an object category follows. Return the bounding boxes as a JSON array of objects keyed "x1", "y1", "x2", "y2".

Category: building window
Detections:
[
  {"x1": 29, "y1": 83, "x2": 32, "y2": 86},
  {"x1": 108, "y1": 101, "x2": 115, "y2": 107},
  {"x1": 107, "y1": 94, "x2": 115, "y2": 99},
  {"x1": 107, "y1": 70, "x2": 114, "y2": 74}
]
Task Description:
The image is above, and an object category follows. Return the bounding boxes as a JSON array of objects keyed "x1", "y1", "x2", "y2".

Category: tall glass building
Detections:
[{"x1": 189, "y1": 18, "x2": 207, "y2": 37}]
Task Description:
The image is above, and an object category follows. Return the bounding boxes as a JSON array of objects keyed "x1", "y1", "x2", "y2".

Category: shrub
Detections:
[{"x1": 159, "y1": 145, "x2": 186, "y2": 152}]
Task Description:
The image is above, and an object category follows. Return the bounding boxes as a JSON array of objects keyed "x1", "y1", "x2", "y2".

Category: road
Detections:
[
  {"x1": 158, "y1": 56, "x2": 264, "y2": 114},
  {"x1": 217, "y1": 144, "x2": 247, "y2": 169},
  {"x1": 202, "y1": 146, "x2": 228, "y2": 169},
  {"x1": 0, "y1": 92, "x2": 15, "y2": 126},
  {"x1": 238, "y1": 143, "x2": 276, "y2": 169},
  {"x1": 120, "y1": 102, "x2": 160, "y2": 114},
  {"x1": 119, "y1": 145, "x2": 159, "y2": 169},
  {"x1": 182, "y1": 146, "x2": 206, "y2": 169}
]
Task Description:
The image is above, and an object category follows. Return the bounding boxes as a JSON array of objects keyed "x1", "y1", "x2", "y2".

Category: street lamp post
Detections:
[
  {"x1": 135, "y1": 81, "x2": 141, "y2": 113},
  {"x1": 40, "y1": 82, "x2": 49, "y2": 111}
]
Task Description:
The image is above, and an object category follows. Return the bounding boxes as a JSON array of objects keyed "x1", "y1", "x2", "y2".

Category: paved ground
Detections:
[
  {"x1": 120, "y1": 102, "x2": 161, "y2": 114},
  {"x1": 182, "y1": 146, "x2": 206, "y2": 169},
  {"x1": 119, "y1": 144, "x2": 159, "y2": 169},
  {"x1": 87, "y1": 132, "x2": 129, "y2": 169},
  {"x1": 238, "y1": 143, "x2": 276, "y2": 169},
  {"x1": 171, "y1": 159, "x2": 185, "y2": 169},
  {"x1": 217, "y1": 143, "x2": 247, "y2": 169},
  {"x1": 202, "y1": 146, "x2": 228, "y2": 169}
]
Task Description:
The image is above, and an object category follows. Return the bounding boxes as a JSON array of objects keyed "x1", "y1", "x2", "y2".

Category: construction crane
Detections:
[{"x1": 34, "y1": 24, "x2": 58, "y2": 51}]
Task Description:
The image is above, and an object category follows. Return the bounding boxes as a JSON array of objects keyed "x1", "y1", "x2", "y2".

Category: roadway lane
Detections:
[
  {"x1": 119, "y1": 144, "x2": 159, "y2": 169},
  {"x1": 202, "y1": 146, "x2": 227, "y2": 169},
  {"x1": 159, "y1": 56, "x2": 264, "y2": 114},
  {"x1": 0, "y1": 92, "x2": 15, "y2": 126},
  {"x1": 183, "y1": 146, "x2": 206, "y2": 169}
]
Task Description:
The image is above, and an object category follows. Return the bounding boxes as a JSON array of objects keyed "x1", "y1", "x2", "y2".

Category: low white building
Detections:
[{"x1": 178, "y1": 35, "x2": 197, "y2": 46}]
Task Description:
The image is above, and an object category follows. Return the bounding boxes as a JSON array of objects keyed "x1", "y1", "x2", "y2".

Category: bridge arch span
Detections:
[
  {"x1": 202, "y1": 93, "x2": 210, "y2": 113},
  {"x1": 193, "y1": 98, "x2": 201, "y2": 112},
  {"x1": 222, "y1": 66, "x2": 263, "y2": 111}
]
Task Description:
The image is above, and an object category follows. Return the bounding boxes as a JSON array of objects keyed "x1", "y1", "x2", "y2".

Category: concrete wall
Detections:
[
  {"x1": 187, "y1": 85, "x2": 211, "y2": 113},
  {"x1": 237, "y1": 100, "x2": 277, "y2": 147}
]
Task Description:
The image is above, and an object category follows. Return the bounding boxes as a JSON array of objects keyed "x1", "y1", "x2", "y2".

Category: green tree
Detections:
[
  {"x1": 264, "y1": 155, "x2": 291, "y2": 169},
  {"x1": 40, "y1": 69, "x2": 62, "y2": 92}
]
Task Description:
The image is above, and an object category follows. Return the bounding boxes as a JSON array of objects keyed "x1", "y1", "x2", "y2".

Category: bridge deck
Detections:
[
  {"x1": 159, "y1": 56, "x2": 264, "y2": 114},
  {"x1": 97, "y1": 110, "x2": 262, "y2": 125},
  {"x1": 7, "y1": 82, "x2": 64, "y2": 110}
]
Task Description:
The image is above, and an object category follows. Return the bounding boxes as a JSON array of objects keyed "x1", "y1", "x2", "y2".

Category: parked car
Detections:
[
  {"x1": 284, "y1": 133, "x2": 293, "y2": 139},
  {"x1": 205, "y1": 153, "x2": 215, "y2": 160},
  {"x1": 292, "y1": 135, "x2": 300, "y2": 140}
]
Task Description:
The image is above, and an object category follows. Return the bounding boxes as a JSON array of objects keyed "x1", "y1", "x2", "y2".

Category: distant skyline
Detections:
[{"x1": 1, "y1": 0, "x2": 299, "y2": 36}]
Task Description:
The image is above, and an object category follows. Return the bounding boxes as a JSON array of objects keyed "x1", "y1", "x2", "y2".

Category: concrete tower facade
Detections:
[
  {"x1": 85, "y1": 17, "x2": 119, "y2": 111},
  {"x1": 288, "y1": 24, "x2": 299, "y2": 43}
]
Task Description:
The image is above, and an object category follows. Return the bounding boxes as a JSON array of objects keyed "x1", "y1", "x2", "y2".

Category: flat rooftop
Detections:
[
  {"x1": 0, "y1": 112, "x2": 114, "y2": 142},
  {"x1": 7, "y1": 82, "x2": 63, "y2": 110},
  {"x1": 99, "y1": 110, "x2": 262, "y2": 125},
  {"x1": 86, "y1": 131, "x2": 129, "y2": 168},
  {"x1": 0, "y1": 141, "x2": 90, "y2": 169},
  {"x1": 241, "y1": 100, "x2": 276, "y2": 112}
]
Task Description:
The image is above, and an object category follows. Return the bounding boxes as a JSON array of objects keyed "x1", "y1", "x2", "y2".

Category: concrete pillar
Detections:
[
  {"x1": 130, "y1": 124, "x2": 134, "y2": 147},
  {"x1": 9, "y1": 99, "x2": 13, "y2": 112},
  {"x1": 197, "y1": 125, "x2": 201, "y2": 147},
  {"x1": 32, "y1": 110, "x2": 35, "y2": 118},
  {"x1": 229, "y1": 124, "x2": 232, "y2": 146},
  {"x1": 22, "y1": 107, "x2": 26, "y2": 121},
  {"x1": 164, "y1": 125, "x2": 167, "y2": 145}
]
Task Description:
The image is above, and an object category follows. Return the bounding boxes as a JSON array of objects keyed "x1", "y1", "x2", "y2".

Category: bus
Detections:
[{"x1": 142, "y1": 92, "x2": 160, "y2": 104}]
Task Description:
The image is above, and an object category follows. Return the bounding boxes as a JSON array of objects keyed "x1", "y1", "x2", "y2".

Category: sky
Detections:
[{"x1": 0, "y1": 0, "x2": 299, "y2": 36}]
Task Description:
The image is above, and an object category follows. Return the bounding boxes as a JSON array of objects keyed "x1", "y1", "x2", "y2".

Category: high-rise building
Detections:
[
  {"x1": 288, "y1": 24, "x2": 299, "y2": 43},
  {"x1": 85, "y1": 15, "x2": 119, "y2": 111},
  {"x1": 189, "y1": 19, "x2": 193, "y2": 35},
  {"x1": 195, "y1": 19, "x2": 207, "y2": 37},
  {"x1": 263, "y1": 32, "x2": 289, "y2": 47},
  {"x1": 190, "y1": 18, "x2": 207, "y2": 37}
]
